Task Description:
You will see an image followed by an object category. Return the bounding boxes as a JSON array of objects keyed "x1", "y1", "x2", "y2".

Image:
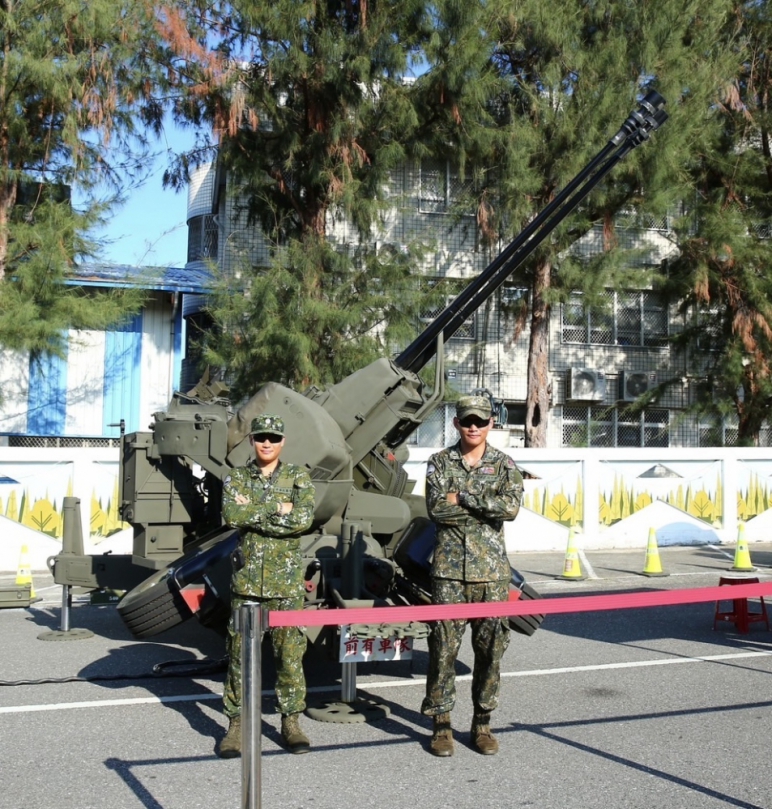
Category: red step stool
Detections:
[{"x1": 713, "y1": 576, "x2": 770, "y2": 634}]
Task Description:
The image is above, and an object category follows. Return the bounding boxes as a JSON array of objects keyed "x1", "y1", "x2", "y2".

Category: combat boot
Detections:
[
  {"x1": 471, "y1": 712, "x2": 498, "y2": 755},
  {"x1": 429, "y1": 712, "x2": 454, "y2": 757},
  {"x1": 216, "y1": 715, "x2": 241, "y2": 759},
  {"x1": 281, "y1": 713, "x2": 310, "y2": 754}
]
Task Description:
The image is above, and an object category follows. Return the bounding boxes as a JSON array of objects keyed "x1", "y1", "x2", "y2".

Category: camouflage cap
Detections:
[
  {"x1": 456, "y1": 394, "x2": 492, "y2": 420},
  {"x1": 249, "y1": 414, "x2": 285, "y2": 436}
]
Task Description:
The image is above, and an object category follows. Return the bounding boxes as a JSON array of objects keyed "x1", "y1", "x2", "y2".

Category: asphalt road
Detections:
[{"x1": 2, "y1": 544, "x2": 772, "y2": 809}]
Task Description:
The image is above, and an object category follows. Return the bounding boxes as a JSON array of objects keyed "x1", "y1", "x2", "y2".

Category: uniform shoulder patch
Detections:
[
  {"x1": 506, "y1": 457, "x2": 516, "y2": 468},
  {"x1": 224, "y1": 475, "x2": 232, "y2": 485},
  {"x1": 426, "y1": 463, "x2": 436, "y2": 476}
]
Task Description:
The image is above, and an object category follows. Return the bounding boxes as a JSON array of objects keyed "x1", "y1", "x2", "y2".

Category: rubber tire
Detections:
[
  {"x1": 117, "y1": 570, "x2": 192, "y2": 638},
  {"x1": 509, "y1": 582, "x2": 545, "y2": 636}
]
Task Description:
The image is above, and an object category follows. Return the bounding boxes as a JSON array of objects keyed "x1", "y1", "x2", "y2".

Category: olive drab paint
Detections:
[{"x1": 47, "y1": 95, "x2": 669, "y2": 646}]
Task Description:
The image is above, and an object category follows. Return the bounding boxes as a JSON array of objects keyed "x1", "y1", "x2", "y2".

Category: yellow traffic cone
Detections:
[
  {"x1": 641, "y1": 527, "x2": 668, "y2": 577},
  {"x1": 558, "y1": 528, "x2": 586, "y2": 580},
  {"x1": 731, "y1": 522, "x2": 756, "y2": 572},
  {"x1": 15, "y1": 544, "x2": 35, "y2": 599}
]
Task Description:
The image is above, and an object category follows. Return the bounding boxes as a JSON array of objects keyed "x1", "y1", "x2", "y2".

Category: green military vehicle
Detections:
[{"x1": 50, "y1": 93, "x2": 668, "y2": 650}]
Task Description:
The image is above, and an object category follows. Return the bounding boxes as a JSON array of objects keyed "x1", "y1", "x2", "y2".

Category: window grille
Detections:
[
  {"x1": 698, "y1": 424, "x2": 737, "y2": 447},
  {"x1": 499, "y1": 286, "x2": 529, "y2": 307},
  {"x1": 419, "y1": 159, "x2": 474, "y2": 215},
  {"x1": 5, "y1": 435, "x2": 121, "y2": 449},
  {"x1": 695, "y1": 307, "x2": 725, "y2": 352},
  {"x1": 187, "y1": 214, "x2": 219, "y2": 263},
  {"x1": 420, "y1": 281, "x2": 475, "y2": 340},
  {"x1": 562, "y1": 406, "x2": 670, "y2": 448},
  {"x1": 562, "y1": 290, "x2": 667, "y2": 347},
  {"x1": 614, "y1": 209, "x2": 670, "y2": 231}
]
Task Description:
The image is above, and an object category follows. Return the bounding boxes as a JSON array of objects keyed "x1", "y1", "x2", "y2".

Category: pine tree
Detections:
[
  {"x1": 160, "y1": 0, "x2": 449, "y2": 395},
  {"x1": 0, "y1": 0, "x2": 168, "y2": 355},
  {"x1": 472, "y1": 0, "x2": 740, "y2": 446},
  {"x1": 665, "y1": 2, "x2": 772, "y2": 445}
]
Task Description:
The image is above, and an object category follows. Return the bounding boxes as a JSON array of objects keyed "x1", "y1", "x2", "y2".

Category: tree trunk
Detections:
[
  {"x1": 524, "y1": 258, "x2": 551, "y2": 448},
  {"x1": 0, "y1": 29, "x2": 11, "y2": 280},
  {"x1": 736, "y1": 370, "x2": 764, "y2": 446},
  {"x1": 0, "y1": 183, "x2": 15, "y2": 280}
]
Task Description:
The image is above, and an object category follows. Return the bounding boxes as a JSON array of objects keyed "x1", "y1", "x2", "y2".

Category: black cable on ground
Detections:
[{"x1": 0, "y1": 656, "x2": 228, "y2": 687}]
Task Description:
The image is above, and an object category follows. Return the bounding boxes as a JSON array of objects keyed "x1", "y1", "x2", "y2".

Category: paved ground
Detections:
[{"x1": 2, "y1": 543, "x2": 772, "y2": 809}]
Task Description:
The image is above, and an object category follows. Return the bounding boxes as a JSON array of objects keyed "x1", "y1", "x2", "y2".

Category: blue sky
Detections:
[
  {"x1": 98, "y1": 173, "x2": 188, "y2": 267},
  {"x1": 95, "y1": 123, "x2": 195, "y2": 269},
  {"x1": 96, "y1": 171, "x2": 189, "y2": 268}
]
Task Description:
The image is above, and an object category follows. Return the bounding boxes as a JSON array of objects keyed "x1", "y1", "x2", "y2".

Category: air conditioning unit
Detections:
[
  {"x1": 618, "y1": 370, "x2": 657, "y2": 402},
  {"x1": 567, "y1": 368, "x2": 606, "y2": 402}
]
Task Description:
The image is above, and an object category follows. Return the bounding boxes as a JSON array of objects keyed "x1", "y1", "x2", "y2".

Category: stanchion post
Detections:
[
  {"x1": 61, "y1": 585, "x2": 72, "y2": 632},
  {"x1": 340, "y1": 523, "x2": 363, "y2": 703},
  {"x1": 238, "y1": 602, "x2": 264, "y2": 809}
]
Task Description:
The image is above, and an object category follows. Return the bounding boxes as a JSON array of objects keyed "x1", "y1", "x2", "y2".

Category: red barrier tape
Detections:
[{"x1": 268, "y1": 581, "x2": 772, "y2": 628}]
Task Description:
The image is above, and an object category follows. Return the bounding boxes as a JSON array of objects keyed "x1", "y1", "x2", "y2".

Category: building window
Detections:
[
  {"x1": 697, "y1": 414, "x2": 742, "y2": 448},
  {"x1": 502, "y1": 401, "x2": 526, "y2": 427},
  {"x1": 562, "y1": 405, "x2": 669, "y2": 448},
  {"x1": 406, "y1": 403, "x2": 455, "y2": 447},
  {"x1": 614, "y1": 208, "x2": 671, "y2": 231},
  {"x1": 187, "y1": 214, "x2": 219, "y2": 263},
  {"x1": 420, "y1": 279, "x2": 476, "y2": 340},
  {"x1": 695, "y1": 307, "x2": 725, "y2": 352},
  {"x1": 562, "y1": 290, "x2": 667, "y2": 347},
  {"x1": 419, "y1": 159, "x2": 474, "y2": 214}
]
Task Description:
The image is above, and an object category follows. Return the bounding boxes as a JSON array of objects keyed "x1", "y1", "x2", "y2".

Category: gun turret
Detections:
[{"x1": 53, "y1": 94, "x2": 667, "y2": 643}]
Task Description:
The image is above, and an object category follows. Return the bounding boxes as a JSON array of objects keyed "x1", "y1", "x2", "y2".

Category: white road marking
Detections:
[
  {"x1": 578, "y1": 549, "x2": 598, "y2": 579},
  {"x1": 3, "y1": 649, "x2": 772, "y2": 715},
  {"x1": 709, "y1": 543, "x2": 735, "y2": 561}
]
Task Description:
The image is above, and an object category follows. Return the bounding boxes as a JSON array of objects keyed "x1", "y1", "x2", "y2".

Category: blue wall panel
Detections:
[
  {"x1": 172, "y1": 298, "x2": 183, "y2": 393},
  {"x1": 27, "y1": 350, "x2": 68, "y2": 435},
  {"x1": 102, "y1": 313, "x2": 142, "y2": 436}
]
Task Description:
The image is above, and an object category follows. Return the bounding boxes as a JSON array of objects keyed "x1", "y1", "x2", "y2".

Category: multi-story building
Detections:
[{"x1": 186, "y1": 159, "x2": 747, "y2": 452}]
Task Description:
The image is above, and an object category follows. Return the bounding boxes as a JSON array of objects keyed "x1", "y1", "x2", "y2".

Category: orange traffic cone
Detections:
[
  {"x1": 731, "y1": 522, "x2": 756, "y2": 572},
  {"x1": 641, "y1": 527, "x2": 668, "y2": 577},
  {"x1": 15, "y1": 544, "x2": 35, "y2": 599},
  {"x1": 558, "y1": 528, "x2": 586, "y2": 581}
]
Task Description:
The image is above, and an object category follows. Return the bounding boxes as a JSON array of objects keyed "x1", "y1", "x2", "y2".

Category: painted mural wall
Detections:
[
  {"x1": 0, "y1": 448, "x2": 131, "y2": 571},
  {"x1": 407, "y1": 445, "x2": 770, "y2": 552},
  {"x1": 2, "y1": 444, "x2": 772, "y2": 571}
]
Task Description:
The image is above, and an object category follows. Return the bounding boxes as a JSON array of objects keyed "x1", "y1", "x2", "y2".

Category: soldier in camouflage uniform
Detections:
[
  {"x1": 216, "y1": 414, "x2": 316, "y2": 758},
  {"x1": 421, "y1": 394, "x2": 523, "y2": 757}
]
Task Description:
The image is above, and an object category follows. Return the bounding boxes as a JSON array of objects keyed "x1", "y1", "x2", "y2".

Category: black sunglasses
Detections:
[
  {"x1": 458, "y1": 416, "x2": 490, "y2": 429},
  {"x1": 252, "y1": 433, "x2": 283, "y2": 444}
]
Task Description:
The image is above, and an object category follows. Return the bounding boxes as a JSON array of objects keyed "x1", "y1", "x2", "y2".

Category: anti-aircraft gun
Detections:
[{"x1": 50, "y1": 93, "x2": 668, "y2": 648}]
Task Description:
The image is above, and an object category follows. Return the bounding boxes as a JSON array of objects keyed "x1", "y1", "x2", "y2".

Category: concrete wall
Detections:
[
  {"x1": 407, "y1": 438, "x2": 766, "y2": 554},
  {"x1": 0, "y1": 446, "x2": 130, "y2": 573},
  {"x1": 2, "y1": 440, "x2": 771, "y2": 571}
]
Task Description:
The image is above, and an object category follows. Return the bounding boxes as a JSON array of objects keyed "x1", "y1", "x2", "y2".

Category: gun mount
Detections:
[{"x1": 50, "y1": 93, "x2": 668, "y2": 647}]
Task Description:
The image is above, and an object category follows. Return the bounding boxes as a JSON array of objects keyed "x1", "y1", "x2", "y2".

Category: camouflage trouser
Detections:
[
  {"x1": 223, "y1": 593, "x2": 307, "y2": 718},
  {"x1": 421, "y1": 579, "x2": 510, "y2": 717}
]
